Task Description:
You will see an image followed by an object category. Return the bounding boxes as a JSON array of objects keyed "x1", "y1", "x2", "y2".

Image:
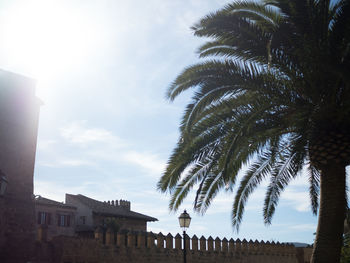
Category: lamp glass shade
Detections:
[{"x1": 178, "y1": 210, "x2": 191, "y2": 229}]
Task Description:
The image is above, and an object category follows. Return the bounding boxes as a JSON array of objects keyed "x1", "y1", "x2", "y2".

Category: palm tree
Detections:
[{"x1": 157, "y1": 0, "x2": 350, "y2": 262}]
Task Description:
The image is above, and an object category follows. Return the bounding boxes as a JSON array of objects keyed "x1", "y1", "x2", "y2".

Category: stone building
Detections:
[
  {"x1": 65, "y1": 194, "x2": 157, "y2": 235},
  {"x1": 33, "y1": 194, "x2": 158, "y2": 239},
  {"x1": 35, "y1": 196, "x2": 77, "y2": 240}
]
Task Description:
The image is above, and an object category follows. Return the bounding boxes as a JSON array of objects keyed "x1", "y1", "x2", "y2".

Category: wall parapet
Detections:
[
  {"x1": 91, "y1": 229, "x2": 297, "y2": 256},
  {"x1": 34, "y1": 227, "x2": 312, "y2": 263}
]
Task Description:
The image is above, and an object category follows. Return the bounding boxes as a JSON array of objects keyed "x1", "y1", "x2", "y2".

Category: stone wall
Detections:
[{"x1": 35, "y1": 230, "x2": 312, "y2": 263}]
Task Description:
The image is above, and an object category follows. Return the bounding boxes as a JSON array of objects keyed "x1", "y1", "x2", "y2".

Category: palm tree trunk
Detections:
[{"x1": 311, "y1": 163, "x2": 346, "y2": 263}]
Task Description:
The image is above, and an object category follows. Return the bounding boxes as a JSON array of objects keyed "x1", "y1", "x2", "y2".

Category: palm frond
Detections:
[
  {"x1": 263, "y1": 135, "x2": 306, "y2": 224},
  {"x1": 307, "y1": 164, "x2": 320, "y2": 215},
  {"x1": 232, "y1": 148, "x2": 275, "y2": 231}
]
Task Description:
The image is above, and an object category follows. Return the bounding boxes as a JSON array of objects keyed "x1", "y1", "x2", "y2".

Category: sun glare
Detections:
[{"x1": 2, "y1": 1, "x2": 99, "y2": 99}]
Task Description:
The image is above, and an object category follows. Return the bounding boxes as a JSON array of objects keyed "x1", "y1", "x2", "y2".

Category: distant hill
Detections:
[{"x1": 290, "y1": 242, "x2": 311, "y2": 248}]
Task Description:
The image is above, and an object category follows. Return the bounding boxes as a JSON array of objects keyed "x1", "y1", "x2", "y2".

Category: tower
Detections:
[{"x1": 0, "y1": 70, "x2": 41, "y2": 262}]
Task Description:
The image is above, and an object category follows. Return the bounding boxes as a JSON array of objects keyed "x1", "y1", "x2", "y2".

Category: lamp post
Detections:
[{"x1": 178, "y1": 210, "x2": 191, "y2": 263}]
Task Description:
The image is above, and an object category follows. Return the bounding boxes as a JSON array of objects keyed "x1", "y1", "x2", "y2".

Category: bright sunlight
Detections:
[{"x1": 1, "y1": 1, "x2": 99, "y2": 99}]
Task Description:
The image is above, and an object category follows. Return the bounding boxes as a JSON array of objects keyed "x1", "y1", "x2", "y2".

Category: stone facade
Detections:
[
  {"x1": 34, "y1": 230, "x2": 312, "y2": 263},
  {"x1": 35, "y1": 196, "x2": 77, "y2": 240},
  {"x1": 65, "y1": 194, "x2": 157, "y2": 234},
  {"x1": 0, "y1": 70, "x2": 41, "y2": 262}
]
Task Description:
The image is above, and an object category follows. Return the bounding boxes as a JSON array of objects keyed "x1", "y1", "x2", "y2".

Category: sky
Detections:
[{"x1": 0, "y1": 0, "x2": 321, "y2": 244}]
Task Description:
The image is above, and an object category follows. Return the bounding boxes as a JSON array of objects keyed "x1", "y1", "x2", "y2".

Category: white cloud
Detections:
[
  {"x1": 122, "y1": 151, "x2": 166, "y2": 176},
  {"x1": 288, "y1": 175, "x2": 309, "y2": 186},
  {"x1": 59, "y1": 159, "x2": 95, "y2": 167},
  {"x1": 37, "y1": 139, "x2": 57, "y2": 151},
  {"x1": 60, "y1": 121, "x2": 126, "y2": 147},
  {"x1": 281, "y1": 189, "x2": 310, "y2": 212},
  {"x1": 37, "y1": 121, "x2": 168, "y2": 173},
  {"x1": 37, "y1": 158, "x2": 95, "y2": 168}
]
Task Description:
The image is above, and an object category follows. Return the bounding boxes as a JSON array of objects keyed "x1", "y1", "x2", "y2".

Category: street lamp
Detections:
[
  {"x1": 0, "y1": 170, "x2": 8, "y2": 197},
  {"x1": 178, "y1": 210, "x2": 191, "y2": 263}
]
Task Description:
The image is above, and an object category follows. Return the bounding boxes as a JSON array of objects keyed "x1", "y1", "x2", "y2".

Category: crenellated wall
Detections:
[
  {"x1": 104, "y1": 199, "x2": 131, "y2": 210},
  {"x1": 35, "y1": 227, "x2": 312, "y2": 263}
]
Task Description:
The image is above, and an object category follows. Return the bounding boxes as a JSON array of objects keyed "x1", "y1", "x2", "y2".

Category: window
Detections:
[
  {"x1": 37, "y1": 212, "x2": 51, "y2": 225},
  {"x1": 57, "y1": 214, "x2": 71, "y2": 227}
]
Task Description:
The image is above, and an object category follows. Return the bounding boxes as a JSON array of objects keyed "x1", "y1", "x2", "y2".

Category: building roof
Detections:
[
  {"x1": 66, "y1": 194, "x2": 158, "y2": 222},
  {"x1": 35, "y1": 196, "x2": 77, "y2": 210}
]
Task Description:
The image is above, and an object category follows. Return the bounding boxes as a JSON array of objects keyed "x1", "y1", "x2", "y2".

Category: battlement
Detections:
[
  {"x1": 95, "y1": 229, "x2": 297, "y2": 255},
  {"x1": 104, "y1": 199, "x2": 131, "y2": 210},
  {"x1": 36, "y1": 226, "x2": 312, "y2": 263}
]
